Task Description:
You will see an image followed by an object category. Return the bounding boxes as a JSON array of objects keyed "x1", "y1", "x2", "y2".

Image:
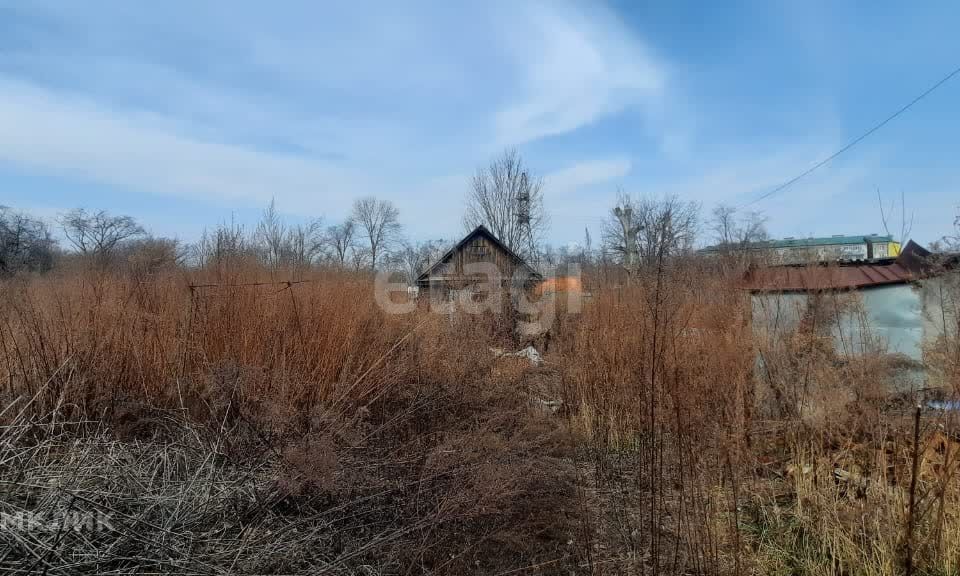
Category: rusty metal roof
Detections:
[
  {"x1": 746, "y1": 261, "x2": 916, "y2": 292},
  {"x1": 744, "y1": 240, "x2": 940, "y2": 292}
]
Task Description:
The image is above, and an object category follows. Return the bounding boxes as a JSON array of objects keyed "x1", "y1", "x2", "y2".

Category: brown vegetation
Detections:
[{"x1": 1, "y1": 256, "x2": 958, "y2": 574}]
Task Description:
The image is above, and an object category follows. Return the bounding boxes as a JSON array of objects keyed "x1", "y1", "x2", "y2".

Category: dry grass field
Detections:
[{"x1": 1, "y1": 258, "x2": 958, "y2": 575}]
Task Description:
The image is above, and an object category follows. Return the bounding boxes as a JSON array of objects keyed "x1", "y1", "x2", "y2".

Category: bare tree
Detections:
[
  {"x1": 635, "y1": 195, "x2": 699, "y2": 265},
  {"x1": 255, "y1": 199, "x2": 287, "y2": 268},
  {"x1": 350, "y1": 245, "x2": 371, "y2": 271},
  {"x1": 709, "y1": 204, "x2": 738, "y2": 247},
  {"x1": 709, "y1": 204, "x2": 769, "y2": 248},
  {"x1": 120, "y1": 236, "x2": 186, "y2": 273},
  {"x1": 602, "y1": 192, "x2": 642, "y2": 274},
  {"x1": 394, "y1": 240, "x2": 446, "y2": 286},
  {"x1": 739, "y1": 210, "x2": 769, "y2": 244},
  {"x1": 604, "y1": 193, "x2": 699, "y2": 269},
  {"x1": 192, "y1": 217, "x2": 249, "y2": 268},
  {"x1": 59, "y1": 208, "x2": 145, "y2": 261},
  {"x1": 877, "y1": 189, "x2": 914, "y2": 245},
  {"x1": 325, "y1": 219, "x2": 357, "y2": 268},
  {"x1": 286, "y1": 219, "x2": 324, "y2": 268},
  {"x1": 251, "y1": 200, "x2": 324, "y2": 268},
  {"x1": 464, "y1": 148, "x2": 547, "y2": 259},
  {"x1": 352, "y1": 197, "x2": 401, "y2": 270},
  {"x1": 539, "y1": 244, "x2": 558, "y2": 268},
  {"x1": 932, "y1": 208, "x2": 960, "y2": 253},
  {"x1": 0, "y1": 206, "x2": 56, "y2": 276}
]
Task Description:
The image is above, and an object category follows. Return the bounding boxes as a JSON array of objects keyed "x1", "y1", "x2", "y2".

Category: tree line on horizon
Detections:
[{"x1": 3, "y1": 149, "x2": 954, "y2": 282}]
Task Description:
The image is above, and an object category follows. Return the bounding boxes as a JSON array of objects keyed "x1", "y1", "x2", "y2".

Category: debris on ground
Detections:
[
  {"x1": 531, "y1": 397, "x2": 563, "y2": 414},
  {"x1": 490, "y1": 346, "x2": 543, "y2": 367}
]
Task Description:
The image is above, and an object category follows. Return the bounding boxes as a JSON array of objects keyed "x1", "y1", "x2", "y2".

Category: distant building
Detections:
[
  {"x1": 702, "y1": 234, "x2": 901, "y2": 264},
  {"x1": 416, "y1": 225, "x2": 541, "y2": 302}
]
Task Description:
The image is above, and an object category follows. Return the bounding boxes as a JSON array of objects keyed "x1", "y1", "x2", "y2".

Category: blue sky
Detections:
[{"x1": 1, "y1": 0, "x2": 958, "y2": 247}]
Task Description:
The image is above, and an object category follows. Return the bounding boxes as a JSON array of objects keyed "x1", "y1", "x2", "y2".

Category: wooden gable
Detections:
[{"x1": 416, "y1": 226, "x2": 539, "y2": 287}]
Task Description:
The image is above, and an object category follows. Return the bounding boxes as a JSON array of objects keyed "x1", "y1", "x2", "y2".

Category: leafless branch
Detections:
[{"x1": 464, "y1": 149, "x2": 548, "y2": 260}]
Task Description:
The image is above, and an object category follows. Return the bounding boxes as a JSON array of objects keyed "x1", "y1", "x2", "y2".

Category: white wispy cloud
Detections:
[
  {"x1": 492, "y1": 2, "x2": 668, "y2": 148},
  {"x1": 0, "y1": 78, "x2": 376, "y2": 216},
  {"x1": 544, "y1": 157, "x2": 632, "y2": 197},
  {"x1": 0, "y1": 1, "x2": 675, "y2": 243}
]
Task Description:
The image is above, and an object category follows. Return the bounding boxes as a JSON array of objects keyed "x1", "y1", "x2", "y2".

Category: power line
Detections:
[{"x1": 741, "y1": 63, "x2": 960, "y2": 208}]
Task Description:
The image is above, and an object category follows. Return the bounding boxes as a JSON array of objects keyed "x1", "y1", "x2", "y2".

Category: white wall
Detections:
[
  {"x1": 753, "y1": 285, "x2": 923, "y2": 361},
  {"x1": 920, "y1": 273, "x2": 960, "y2": 353},
  {"x1": 831, "y1": 284, "x2": 922, "y2": 361}
]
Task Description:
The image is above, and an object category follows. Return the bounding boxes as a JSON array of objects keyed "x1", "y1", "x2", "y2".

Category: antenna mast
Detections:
[{"x1": 517, "y1": 171, "x2": 536, "y2": 265}]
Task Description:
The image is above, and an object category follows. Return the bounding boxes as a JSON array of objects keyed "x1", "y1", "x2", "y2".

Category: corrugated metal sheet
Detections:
[
  {"x1": 746, "y1": 261, "x2": 915, "y2": 292},
  {"x1": 745, "y1": 240, "x2": 934, "y2": 292}
]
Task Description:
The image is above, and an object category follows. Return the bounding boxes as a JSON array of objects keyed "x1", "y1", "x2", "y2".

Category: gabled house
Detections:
[{"x1": 416, "y1": 225, "x2": 541, "y2": 301}]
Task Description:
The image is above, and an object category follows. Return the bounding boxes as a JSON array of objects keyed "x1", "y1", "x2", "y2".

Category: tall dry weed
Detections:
[{"x1": 0, "y1": 265, "x2": 580, "y2": 574}]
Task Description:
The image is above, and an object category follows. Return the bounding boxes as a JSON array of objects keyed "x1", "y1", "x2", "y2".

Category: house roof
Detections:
[
  {"x1": 745, "y1": 240, "x2": 932, "y2": 293},
  {"x1": 745, "y1": 261, "x2": 915, "y2": 292},
  {"x1": 702, "y1": 233, "x2": 896, "y2": 253},
  {"x1": 416, "y1": 225, "x2": 541, "y2": 285}
]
